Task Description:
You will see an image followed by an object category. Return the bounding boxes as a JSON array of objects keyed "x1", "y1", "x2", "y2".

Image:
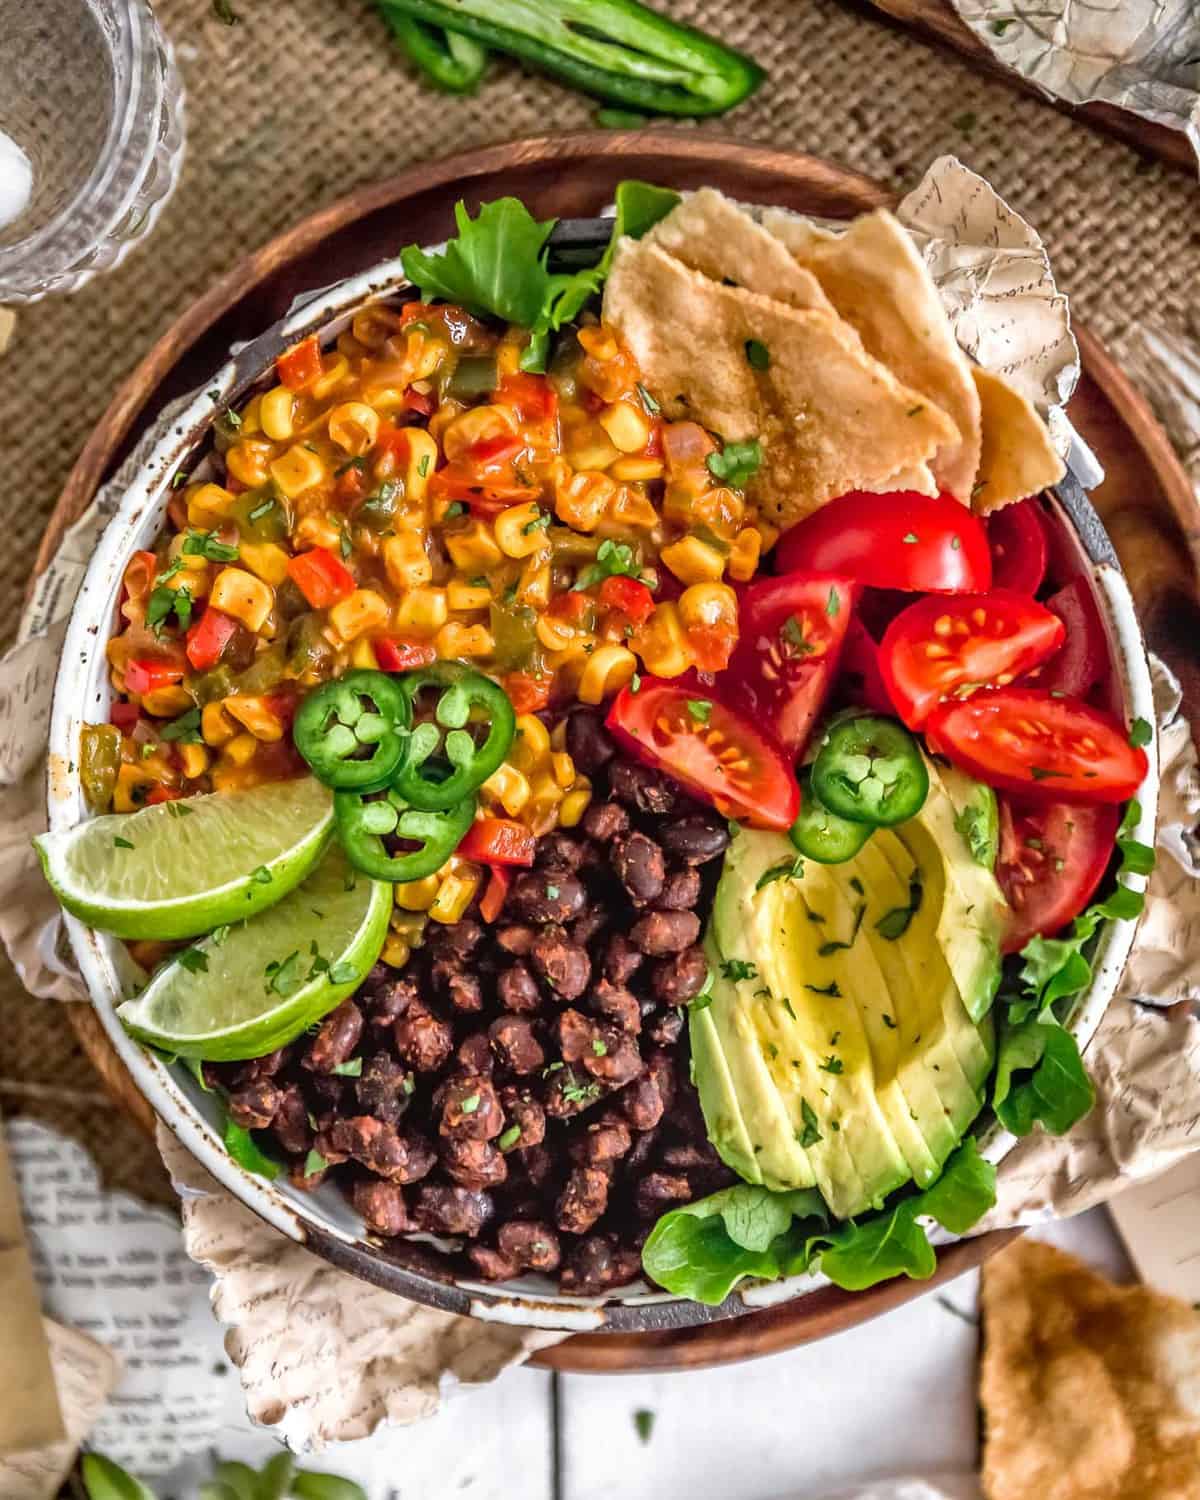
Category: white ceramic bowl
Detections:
[{"x1": 47, "y1": 244, "x2": 1159, "y2": 1333}]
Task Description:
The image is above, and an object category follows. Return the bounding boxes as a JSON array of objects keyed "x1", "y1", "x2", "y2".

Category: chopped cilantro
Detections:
[
  {"x1": 797, "y1": 1098, "x2": 823, "y2": 1148},
  {"x1": 755, "y1": 856, "x2": 804, "y2": 891},
  {"x1": 331, "y1": 1058, "x2": 363, "y2": 1077},
  {"x1": 719, "y1": 958, "x2": 757, "y2": 983},
  {"x1": 636, "y1": 382, "x2": 660, "y2": 415},
  {"x1": 302, "y1": 1148, "x2": 326, "y2": 1179},
  {"x1": 1128, "y1": 717, "x2": 1152, "y2": 748},
  {"x1": 444, "y1": 501, "x2": 466, "y2": 519},
  {"x1": 744, "y1": 339, "x2": 770, "y2": 371},
  {"x1": 113, "y1": 835, "x2": 135, "y2": 850},
  {"x1": 248, "y1": 497, "x2": 276, "y2": 523},
  {"x1": 875, "y1": 872, "x2": 923, "y2": 940},
  {"x1": 573, "y1": 538, "x2": 645, "y2": 592},
  {"x1": 161, "y1": 707, "x2": 203, "y2": 743},
  {"x1": 182, "y1": 528, "x2": 239, "y2": 563},
  {"x1": 177, "y1": 947, "x2": 208, "y2": 974},
  {"x1": 706, "y1": 438, "x2": 762, "y2": 488},
  {"x1": 634, "y1": 1409, "x2": 656, "y2": 1445},
  {"x1": 251, "y1": 865, "x2": 273, "y2": 884},
  {"x1": 902, "y1": 532, "x2": 919, "y2": 544},
  {"x1": 819, "y1": 1055, "x2": 844, "y2": 1074},
  {"x1": 826, "y1": 586, "x2": 840, "y2": 617},
  {"x1": 498, "y1": 1124, "x2": 522, "y2": 1151},
  {"x1": 686, "y1": 699, "x2": 712, "y2": 724},
  {"x1": 805, "y1": 981, "x2": 842, "y2": 997},
  {"x1": 459, "y1": 1093, "x2": 481, "y2": 1114}
]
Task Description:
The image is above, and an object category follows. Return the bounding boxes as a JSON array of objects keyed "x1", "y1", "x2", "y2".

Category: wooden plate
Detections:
[{"x1": 42, "y1": 131, "x2": 1198, "y2": 1373}]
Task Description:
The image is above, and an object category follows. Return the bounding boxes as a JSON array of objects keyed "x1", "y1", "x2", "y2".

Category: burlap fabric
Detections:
[{"x1": 2, "y1": 0, "x2": 1197, "y2": 1200}]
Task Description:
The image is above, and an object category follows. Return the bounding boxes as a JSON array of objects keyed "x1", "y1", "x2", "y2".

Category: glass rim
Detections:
[{"x1": 0, "y1": 0, "x2": 162, "y2": 266}]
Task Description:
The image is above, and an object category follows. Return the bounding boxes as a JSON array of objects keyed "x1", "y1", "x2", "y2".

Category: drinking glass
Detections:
[{"x1": 0, "y1": 0, "x2": 185, "y2": 302}]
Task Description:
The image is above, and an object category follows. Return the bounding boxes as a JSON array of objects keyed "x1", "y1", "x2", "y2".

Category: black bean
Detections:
[
  {"x1": 355, "y1": 1052, "x2": 415, "y2": 1124},
  {"x1": 635, "y1": 1171, "x2": 693, "y2": 1219},
  {"x1": 498, "y1": 1220, "x2": 561, "y2": 1272},
  {"x1": 303, "y1": 1000, "x2": 364, "y2": 1073},
  {"x1": 425, "y1": 917, "x2": 484, "y2": 961},
  {"x1": 565, "y1": 708, "x2": 615, "y2": 773},
  {"x1": 456, "y1": 1032, "x2": 495, "y2": 1076},
  {"x1": 227, "y1": 1079, "x2": 279, "y2": 1131},
  {"x1": 439, "y1": 1075, "x2": 503, "y2": 1140},
  {"x1": 441, "y1": 1135, "x2": 508, "y2": 1190},
  {"x1": 326, "y1": 1117, "x2": 436, "y2": 1184},
  {"x1": 659, "y1": 867, "x2": 701, "y2": 911},
  {"x1": 353, "y1": 1179, "x2": 412, "y2": 1236},
  {"x1": 645, "y1": 1008, "x2": 685, "y2": 1047},
  {"x1": 556, "y1": 1166, "x2": 610, "y2": 1234},
  {"x1": 536, "y1": 831, "x2": 588, "y2": 871},
  {"x1": 611, "y1": 832, "x2": 665, "y2": 904},
  {"x1": 629, "y1": 909, "x2": 701, "y2": 956},
  {"x1": 530, "y1": 928, "x2": 591, "y2": 999},
  {"x1": 609, "y1": 759, "x2": 677, "y2": 814},
  {"x1": 489, "y1": 1016, "x2": 545, "y2": 1075},
  {"x1": 468, "y1": 1244, "x2": 518, "y2": 1280},
  {"x1": 660, "y1": 815, "x2": 730, "y2": 865},
  {"x1": 602, "y1": 933, "x2": 643, "y2": 985},
  {"x1": 394, "y1": 1003, "x2": 453, "y2": 1072},
  {"x1": 582, "y1": 801, "x2": 630, "y2": 842},
  {"x1": 651, "y1": 944, "x2": 709, "y2": 1004},
  {"x1": 560, "y1": 1234, "x2": 641, "y2": 1294},
  {"x1": 507, "y1": 870, "x2": 586, "y2": 924},
  {"x1": 413, "y1": 1185, "x2": 493, "y2": 1238},
  {"x1": 589, "y1": 979, "x2": 642, "y2": 1034},
  {"x1": 497, "y1": 962, "x2": 542, "y2": 1013}
]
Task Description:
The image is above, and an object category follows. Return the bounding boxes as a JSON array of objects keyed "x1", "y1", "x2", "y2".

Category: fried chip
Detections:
[
  {"x1": 972, "y1": 367, "x2": 1066, "y2": 512},
  {"x1": 981, "y1": 1238, "x2": 1200, "y2": 1500},
  {"x1": 763, "y1": 206, "x2": 983, "y2": 504},
  {"x1": 643, "y1": 188, "x2": 833, "y2": 314},
  {"x1": 603, "y1": 238, "x2": 958, "y2": 528}
]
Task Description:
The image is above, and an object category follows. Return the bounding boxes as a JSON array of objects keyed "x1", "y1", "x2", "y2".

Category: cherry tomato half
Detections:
[
  {"x1": 879, "y1": 590, "x2": 1065, "y2": 728},
  {"x1": 774, "y1": 491, "x2": 992, "y2": 594},
  {"x1": 1034, "y1": 577, "x2": 1107, "y2": 699},
  {"x1": 925, "y1": 688, "x2": 1148, "y2": 803},
  {"x1": 997, "y1": 799, "x2": 1119, "y2": 952},
  {"x1": 606, "y1": 679, "x2": 800, "y2": 830},
  {"x1": 987, "y1": 498, "x2": 1048, "y2": 596},
  {"x1": 837, "y1": 617, "x2": 893, "y2": 714},
  {"x1": 728, "y1": 573, "x2": 855, "y2": 758}
]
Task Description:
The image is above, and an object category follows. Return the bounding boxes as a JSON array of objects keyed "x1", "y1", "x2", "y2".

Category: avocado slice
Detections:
[{"x1": 694, "y1": 766, "x2": 1006, "y2": 1222}]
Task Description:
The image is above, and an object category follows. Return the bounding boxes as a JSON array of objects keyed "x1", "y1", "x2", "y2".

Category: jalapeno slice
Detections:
[
  {"x1": 810, "y1": 714, "x2": 928, "y2": 828},
  {"x1": 394, "y1": 664, "x2": 516, "y2": 810},
  {"x1": 334, "y1": 786, "x2": 476, "y2": 882},
  {"x1": 789, "y1": 772, "x2": 874, "y2": 863},
  {"x1": 293, "y1": 669, "x2": 410, "y2": 790}
]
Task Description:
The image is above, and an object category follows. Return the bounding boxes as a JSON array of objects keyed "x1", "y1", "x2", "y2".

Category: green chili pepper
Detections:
[
  {"x1": 334, "y1": 786, "x2": 476, "y2": 881},
  {"x1": 488, "y1": 598, "x2": 539, "y2": 671},
  {"x1": 375, "y1": 0, "x2": 764, "y2": 117},
  {"x1": 235, "y1": 643, "x2": 288, "y2": 696},
  {"x1": 394, "y1": 663, "x2": 516, "y2": 810},
  {"x1": 379, "y1": 8, "x2": 490, "y2": 93},
  {"x1": 443, "y1": 353, "x2": 500, "y2": 400},
  {"x1": 293, "y1": 669, "x2": 411, "y2": 790},
  {"x1": 810, "y1": 715, "x2": 929, "y2": 828},
  {"x1": 789, "y1": 771, "x2": 874, "y2": 864},
  {"x1": 230, "y1": 488, "x2": 290, "y2": 544},
  {"x1": 80, "y1": 723, "x2": 122, "y2": 813},
  {"x1": 190, "y1": 664, "x2": 237, "y2": 706}
]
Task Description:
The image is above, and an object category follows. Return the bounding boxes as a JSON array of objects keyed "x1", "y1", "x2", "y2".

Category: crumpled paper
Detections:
[
  {"x1": 956, "y1": 0, "x2": 1200, "y2": 170},
  {"x1": 0, "y1": 154, "x2": 1198, "y2": 1450}
]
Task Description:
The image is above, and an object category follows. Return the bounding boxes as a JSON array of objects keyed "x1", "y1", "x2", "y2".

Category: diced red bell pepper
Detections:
[
  {"x1": 458, "y1": 818, "x2": 537, "y2": 867},
  {"x1": 287, "y1": 548, "x2": 356, "y2": 609},
  {"x1": 502, "y1": 671, "x2": 553, "y2": 715},
  {"x1": 479, "y1": 865, "x2": 511, "y2": 923},
  {"x1": 548, "y1": 590, "x2": 591, "y2": 622},
  {"x1": 374, "y1": 637, "x2": 437, "y2": 673},
  {"x1": 334, "y1": 463, "x2": 367, "y2": 508},
  {"x1": 185, "y1": 607, "x2": 240, "y2": 672},
  {"x1": 428, "y1": 465, "x2": 540, "y2": 516},
  {"x1": 598, "y1": 574, "x2": 655, "y2": 627},
  {"x1": 468, "y1": 432, "x2": 524, "y2": 470},
  {"x1": 146, "y1": 785, "x2": 185, "y2": 806},
  {"x1": 276, "y1": 334, "x2": 323, "y2": 391},
  {"x1": 496, "y1": 373, "x2": 558, "y2": 425},
  {"x1": 110, "y1": 702, "x2": 141, "y2": 732},
  {"x1": 125, "y1": 658, "x2": 185, "y2": 696},
  {"x1": 403, "y1": 386, "x2": 436, "y2": 417}
]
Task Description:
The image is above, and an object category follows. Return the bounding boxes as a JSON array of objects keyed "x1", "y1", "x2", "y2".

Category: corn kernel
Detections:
[
  {"x1": 447, "y1": 580, "x2": 491, "y2": 612},
  {"x1": 597, "y1": 400, "x2": 650, "y2": 453},
  {"x1": 269, "y1": 445, "x2": 327, "y2": 499},
  {"x1": 224, "y1": 694, "x2": 285, "y2": 742},
  {"x1": 567, "y1": 423, "x2": 621, "y2": 472},
  {"x1": 293, "y1": 513, "x2": 343, "y2": 552},
  {"x1": 201, "y1": 701, "x2": 237, "y2": 746},
  {"x1": 381, "y1": 933, "x2": 411, "y2": 968},
  {"x1": 494, "y1": 500, "x2": 550, "y2": 559},
  {"x1": 577, "y1": 643, "x2": 637, "y2": 704},
  {"x1": 678, "y1": 582, "x2": 738, "y2": 635},
  {"x1": 429, "y1": 866, "x2": 482, "y2": 925},
  {"x1": 180, "y1": 743, "x2": 210, "y2": 779},
  {"x1": 350, "y1": 638, "x2": 378, "y2": 670},
  {"x1": 577, "y1": 325, "x2": 619, "y2": 361},
  {"x1": 327, "y1": 401, "x2": 380, "y2": 455},
  {"x1": 512, "y1": 714, "x2": 551, "y2": 773},
  {"x1": 186, "y1": 483, "x2": 237, "y2": 528},
  {"x1": 435, "y1": 621, "x2": 493, "y2": 658},
  {"x1": 383, "y1": 531, "x2": 432, "y2": 592},
  {"x1": 225, "y1": 440, "x2": 274, "y2": 489},
  {"x1": 481, "y1": 763, "x2": 531, "y2": 816},
  {"x1": 552, "y1": 751, "x2": 576, "y2": 789},
  {"x1": 223, "y1": 732, "x2": 259, "y2": 767},
  {"x1": 610, "y1": 457, "x2": 665, "y2": 483},
  {"x1": 238, "y1": 540, "x2": 291, "y2": 587},
  {"x1": 209, "y1": 567, "x2": 274, "y2": 632},
  {"x1": 554, "y1": 471, "x2": 615, "y2": 533},
  {"x1": 239, "y1": 395, "x2": 263, "y2": 437},
  {"x1": 113, "y1": 763, "x2": 159, "y2": 813},
  {"x1": 259, "y1": 386, "x2": 296, "y2": 442},
  {"x1": 661, "y1": 534, "x2": 726, "y2": 586},
  {"x1": 728, "y1": 527, "x2": 763, "y2": 582},
  {"x1": 634, "y1": 602, "x2": 694, "y2": 678},
  {"x1": 140, "y1": 684, "x2": 193, "y2": 717},
  {"x1": 536, "y1": 614, "x2": 582, "y2": 653},
  {"x1": 379, "y1": 427, "x2": 438, "y2": 505},
  {"x1": 395, "y1": 586, "x2": 448, "y2": 639},
  {"x1": 441, "y1": 405, "x2": 517, "y2": 463},
  {"x1": 516, "y1": 557, "x2": 551, "y2": 610},
  {"x1": 405, "y1": 329, "x2": 448, "y2": 383},
  {"x1": 329, "y1": 588, "x2": 391, "y2": 643},
  {"x1": 352, "y1": 306, "x2": 401, "y2": 349},
  {"x1": 558, "y1": 783, "x2": 593, "y2": 828},
  {"x1": 310, "y1": 352, "x2": 350, "y2": 401},
  {"x1": 394, "y1": 874, "x2": 440, "y2": 912},
  {"x1": 444, "y1": 519, "x2": 502, "y2": 573}
]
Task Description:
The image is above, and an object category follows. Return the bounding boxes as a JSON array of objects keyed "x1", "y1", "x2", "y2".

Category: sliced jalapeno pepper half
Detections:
[
  {"x1": 394, "y1": 664, "x2": 516, "y2": 810},
  {"x1": 810, "y1": 714, "x2": 928, "y2": 828},
  {"x1": 334, "y1": 786, "x2": 476, "y2": 882},
  {"x1": 790, "y1": 771, "x2": 874, "y2": 864},
  {"x1": 293, "y1": 669, "x2": 410, "y2": 790}
]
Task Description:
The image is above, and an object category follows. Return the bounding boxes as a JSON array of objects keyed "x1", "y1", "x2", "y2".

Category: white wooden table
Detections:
[{"x1": 169, "y1": 1209, "x2": 1132, "y2": 1500}]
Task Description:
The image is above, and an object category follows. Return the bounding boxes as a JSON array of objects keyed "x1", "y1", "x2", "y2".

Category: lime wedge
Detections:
[
  {"x1": 36, "y1": 777, "x2": 335, "y2": 940},
  {"x1": 117, "y1": 844, "x2": 391, "y2": 1059}
]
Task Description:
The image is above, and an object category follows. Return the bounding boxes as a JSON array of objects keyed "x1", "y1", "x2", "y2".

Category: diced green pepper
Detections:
[
  {"x1": 80, "y1": 723, "x2": 122, "y2": 812},
  {"x1": 379, "y1": 6, "x2": 490, "y2": 92}
]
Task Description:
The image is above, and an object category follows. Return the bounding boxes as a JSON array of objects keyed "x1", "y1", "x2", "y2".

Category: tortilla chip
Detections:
[
  {"x1": 972, "y1": 367, "x2": 1066, "y2": 512},
  {"x1": 763, "y1": 207, "x2": 983, "y2": 504},
  {"x1": 603, "y1": 238, "x2": 959, "y2": 529},
  {"x1": 644, "y1": 189, "x2": 833, "y2": 314},
  {"x1": 981, "y1": 1238, "x2": 1200, "y2": 1500}
]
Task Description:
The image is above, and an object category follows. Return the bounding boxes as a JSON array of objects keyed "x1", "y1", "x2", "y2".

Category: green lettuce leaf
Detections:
[
  {"x1": 992, "y1": 1017, "x2": 1094, "y2": 1136},
  {"x1": 81, "y1": 1456, "x2": 158, "y2": 1500},
  {"x1": 400, "y1": 181, "x2": 681, "y2": 372}
]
